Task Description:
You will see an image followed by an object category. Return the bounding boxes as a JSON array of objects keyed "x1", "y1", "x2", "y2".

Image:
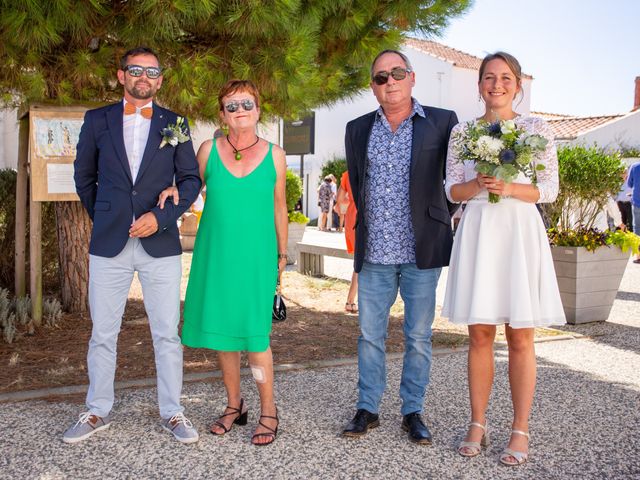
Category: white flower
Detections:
[
  {"x1": 471, "y1": 135, "x2": 503, "y2": 164},
  {"x1": 500, "y1": 119, "x2": 516, "y2": 134}
]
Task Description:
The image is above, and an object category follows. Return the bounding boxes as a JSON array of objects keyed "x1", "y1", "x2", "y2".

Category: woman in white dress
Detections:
[{"x1": 441, "y1": 52, "x2": 565, "y2": 466}]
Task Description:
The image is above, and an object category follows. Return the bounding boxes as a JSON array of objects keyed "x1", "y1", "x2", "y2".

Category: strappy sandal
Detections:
[
  {"x1": 457, "y1": 421, "x2": 489, "y2": 457},
  {"x1": 209, "y1": 398, "x2": 248, "y2": 435},
  {"x1": 499, "y1": 429, "x2": 530, "y2": 466},
  {"x1": 345, "y1": 302, "x2": 358, "y2": 313},
  {"x1": 251, "y1": 409, "x2": 279, "y2": 446}
]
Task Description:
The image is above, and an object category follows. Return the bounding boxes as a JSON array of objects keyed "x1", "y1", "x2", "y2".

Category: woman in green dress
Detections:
[{"x1": 160, "y1": 79, "x2": 287, "y2": 445}]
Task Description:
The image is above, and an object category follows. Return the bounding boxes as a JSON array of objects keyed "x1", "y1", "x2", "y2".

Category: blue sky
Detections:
[{"x1": 436, "y1": 0, "x2": 640, "y2": 117}]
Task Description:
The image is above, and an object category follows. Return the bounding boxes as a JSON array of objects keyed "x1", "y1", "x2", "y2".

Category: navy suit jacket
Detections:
[
  {"x1": 74, "y1": 102, "x2": 202, "y2": 258},
  {"x1": 345, "y1": 105, "x2": 459, "y2": 273}
]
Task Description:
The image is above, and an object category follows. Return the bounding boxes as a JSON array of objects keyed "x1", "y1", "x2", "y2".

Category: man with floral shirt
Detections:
[{"x1": 342, "y1": 50, "x2": 458, "y2": 444}]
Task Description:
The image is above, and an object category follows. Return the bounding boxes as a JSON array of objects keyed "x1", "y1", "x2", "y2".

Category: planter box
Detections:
[
  {"x1": 551, "y1": 246, "x2": 629, "y2": 324},
  {"x1": 286, "y1": 222, "x2": 307, "y2": 265}
]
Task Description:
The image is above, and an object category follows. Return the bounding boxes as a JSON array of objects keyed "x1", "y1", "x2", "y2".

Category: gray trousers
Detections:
[{"x1": 86, "y1": 238, "x2": 184, "y2": 419}]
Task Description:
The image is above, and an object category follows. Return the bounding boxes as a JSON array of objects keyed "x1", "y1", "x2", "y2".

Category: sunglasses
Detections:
[
  {"x1": 124, "y1": 65, "x2": 162, "y2": 79},
  {"x1": 224, "y1": 99, "x2": 256, "y2": 113},
  {"x1": 372, "y1": 67, "x2": 412, "y2": 85}
]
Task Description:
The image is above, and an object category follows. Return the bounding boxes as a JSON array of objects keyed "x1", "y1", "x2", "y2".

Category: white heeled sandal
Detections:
[
  {"x1": 457, "y1": 421, "x2": 489, "y2": 457},
  {"x1": 499, "y1": 429, "x2": 530, "y2": 466}
]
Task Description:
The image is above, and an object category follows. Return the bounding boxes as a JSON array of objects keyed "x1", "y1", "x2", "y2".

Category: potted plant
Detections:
[
  {"x1": 543, "y1": 145, "x2": 640, "y2": 324},
  {"x1": 285, "y1": 169, "x2": 309, "y2": 265}
]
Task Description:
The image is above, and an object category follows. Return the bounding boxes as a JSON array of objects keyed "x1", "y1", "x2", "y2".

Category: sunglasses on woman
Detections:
[
  {"x1": 224, "y1": 99, "x2": 256, "y2": 113},
  {"x1": 123, "y1": 65, "x2": 162, "y2": 79},
  {"x1": 372, "y1": 67, "x2": 412, "y2": 86}
]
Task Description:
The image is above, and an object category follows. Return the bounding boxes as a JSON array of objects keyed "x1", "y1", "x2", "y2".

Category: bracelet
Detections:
[{"x1": 277, "y1": 253, "x2": 288, "y2": 259}]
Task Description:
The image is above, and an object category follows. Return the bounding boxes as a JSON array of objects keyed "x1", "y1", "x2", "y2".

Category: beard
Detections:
[{"x1": 126, "y1": 80, "x2": 157, "y2": 100}]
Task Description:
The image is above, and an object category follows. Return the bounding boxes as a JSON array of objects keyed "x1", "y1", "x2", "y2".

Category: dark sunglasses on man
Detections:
[
  {"x1": 372, "y1": 67, "x2": 413, "y2": 86},
  {"x1": 224, "y1": 99, "x2": 256, "y2": 113},
  {"x1": 124, "y1": 65, "x2": 162, "y2": 79}
]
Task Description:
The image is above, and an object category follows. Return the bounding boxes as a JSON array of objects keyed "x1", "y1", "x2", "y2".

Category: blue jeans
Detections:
[
  {"x1": 357, "y1": 261, "x2": 441, "y2": 415},
  {"x1": 633, "y1": 205, "x2": 640, "y2": 236}
]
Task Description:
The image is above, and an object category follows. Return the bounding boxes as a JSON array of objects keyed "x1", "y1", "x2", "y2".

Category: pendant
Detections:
[{"x1": 235, "y1": 151, "x2": 242, "y2": 161}]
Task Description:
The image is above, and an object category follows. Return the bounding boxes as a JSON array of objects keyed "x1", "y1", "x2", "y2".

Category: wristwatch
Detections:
[{"x1": 277, "y1": 253, "x2": 288, "y2": 259}]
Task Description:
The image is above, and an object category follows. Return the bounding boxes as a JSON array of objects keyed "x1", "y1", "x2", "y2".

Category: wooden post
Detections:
[
  {"x1": 29, "y1": 175, "x2": 42, "y2": 326},
  {"x1": 15, "y1": 116, "x2": 29, "y2": 297}
]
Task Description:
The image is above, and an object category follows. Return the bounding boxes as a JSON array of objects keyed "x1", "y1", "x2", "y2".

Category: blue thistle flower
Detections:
[
  {"x1": 488, "y1": 122, "x2": 501, "y2": 135},
  {"x1": 499, "y1": 149, "x2": 516, "y2": 164}
]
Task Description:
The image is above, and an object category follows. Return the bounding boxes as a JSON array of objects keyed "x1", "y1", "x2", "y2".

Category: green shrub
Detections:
[
  {"x1": 542, "y1": 145, "x2": 625, "y2": 231},
  {"x1": 285, "y1": 169, "x2": 302, "y2": 212},
  {"x1": 543, "y1": 145, "x2": 640, "y2": 251},
  {"x1": 285, "y1": 169, "x2": 309, "y2": 223},
  {"x1": 320, "y1": 157, "x2": 347, "y2": 187}
]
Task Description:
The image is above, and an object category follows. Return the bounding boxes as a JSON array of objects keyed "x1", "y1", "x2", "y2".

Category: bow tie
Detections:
[{"x1": 124, "y1": 103, "x2": 153, "y2": 119}]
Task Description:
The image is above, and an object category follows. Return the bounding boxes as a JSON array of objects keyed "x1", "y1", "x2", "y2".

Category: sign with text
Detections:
[
  {"x1": 29, "y1": 105, "x2": 88, "y2": 201},
  {"x1": 283, "y1": 113, "x2": 315, "y2": 155}
]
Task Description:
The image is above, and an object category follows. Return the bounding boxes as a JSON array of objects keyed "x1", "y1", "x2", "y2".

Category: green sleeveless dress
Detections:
[{"x1": 182, "y1": 139, "x2": 277, "y2": 352}]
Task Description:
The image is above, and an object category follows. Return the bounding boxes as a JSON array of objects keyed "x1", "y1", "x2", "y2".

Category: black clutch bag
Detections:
[{"x1": 272, "y1": 276, "x2": 286, "y2": 322}]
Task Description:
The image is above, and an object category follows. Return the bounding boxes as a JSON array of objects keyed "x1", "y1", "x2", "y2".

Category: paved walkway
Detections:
[{"x1": 1, "y1": 232, "x2": 639, "y2": 479}]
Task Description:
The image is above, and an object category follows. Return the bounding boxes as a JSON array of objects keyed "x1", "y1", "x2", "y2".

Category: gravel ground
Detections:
[{"x1": 0, "y1": 256, "x2": 638, "y2": 479}]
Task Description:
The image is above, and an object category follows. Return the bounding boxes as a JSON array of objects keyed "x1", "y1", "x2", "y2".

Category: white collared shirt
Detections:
[{"x1": 122, "y1": 99, "x2": 152, "y2": 182}]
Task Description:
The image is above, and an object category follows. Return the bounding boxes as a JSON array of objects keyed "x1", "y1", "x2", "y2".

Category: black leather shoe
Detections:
[
  {"x1": 342, "y1": 409, "x2": 380, "y2": 438},
  {"x1": 402, "y1": 412, "x2": 432, "y2": 445}
]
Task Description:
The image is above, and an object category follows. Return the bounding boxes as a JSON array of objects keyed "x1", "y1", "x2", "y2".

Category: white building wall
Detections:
[
  {"x1": 569, "y1": 111, "x2": 640, "y2": 151},
  {"x1": 0, "y1": 109, "x2": 19, "y2": 170}
]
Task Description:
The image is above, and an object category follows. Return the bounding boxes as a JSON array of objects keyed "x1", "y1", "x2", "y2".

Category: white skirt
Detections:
[{"x1": 441, "y1": 198, "x2": 566, "y2": 329}]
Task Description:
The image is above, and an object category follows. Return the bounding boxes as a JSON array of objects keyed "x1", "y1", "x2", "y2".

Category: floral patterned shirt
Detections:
[{"x1": 364, "y1": 99, "x2": 425, "y2": 264}]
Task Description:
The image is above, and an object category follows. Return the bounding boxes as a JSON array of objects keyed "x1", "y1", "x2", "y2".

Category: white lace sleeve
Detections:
[
  {"x1": 527, "y1": 117, "x2": 559, "y2": 203},
  {"x1": 445, "y1": 122, "x2": 466, "y2": 203}
]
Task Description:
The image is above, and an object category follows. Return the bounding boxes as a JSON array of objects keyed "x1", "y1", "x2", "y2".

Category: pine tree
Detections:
[
  {"x1": 1, "y1": 0, "x2": 471, "y2": 119},
  {"x1": 0, "y1": 0, "x2": 471, "y2": 312}
]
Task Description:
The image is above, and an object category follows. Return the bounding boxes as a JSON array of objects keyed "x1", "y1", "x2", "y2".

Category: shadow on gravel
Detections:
[
  {"x1": 553, "y1": 320, "x2": 640, "y2": 355},
  {"x1": 616, "y1": 290, "x2": 640, "y2": 302}
]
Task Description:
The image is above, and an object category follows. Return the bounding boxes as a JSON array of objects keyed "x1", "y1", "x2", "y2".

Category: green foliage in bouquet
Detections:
[{"x1": 285, "y1": 169, "x2": 309, "y2": 224}]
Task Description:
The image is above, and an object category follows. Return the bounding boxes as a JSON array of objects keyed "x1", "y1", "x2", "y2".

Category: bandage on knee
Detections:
[{"x1": 250, "y1": 365, "x2": 267, "y2": 384}]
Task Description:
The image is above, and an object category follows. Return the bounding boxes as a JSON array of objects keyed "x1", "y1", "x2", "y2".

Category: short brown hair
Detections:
[
  {"x1": 120, "y1": 46, "x2": 160, "y2": 70},
  {"x1": 218, "y1": 79, "x2": 260, "y2": 110}
]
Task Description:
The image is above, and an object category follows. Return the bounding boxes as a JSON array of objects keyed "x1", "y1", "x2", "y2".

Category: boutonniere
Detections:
[{"x1": 159, "y1": 116, "x2": 190, "y2": 149}]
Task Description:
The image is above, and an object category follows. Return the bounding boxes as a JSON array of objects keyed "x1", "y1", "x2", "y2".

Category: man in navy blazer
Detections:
[
  {"x1": 341, "y1": 50, "x2": 458, "y2": 444},
  {"x1": 64, "y1": 47, "x2": 201, "y2": 444}
]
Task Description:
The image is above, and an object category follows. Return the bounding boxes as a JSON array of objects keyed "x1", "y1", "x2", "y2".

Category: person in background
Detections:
[
  {"x1": 628, "y1": 160, "x2": 640, "y2": 263},
  {"x1": 442, "y1": 51, "x2": 565, "y2": 466},
  {"x1": 335, "y1": 170, "x2": 358, "y2": 312},
  {"x1": 318, "y1": 175, "x2": 333, "y2": 231},
  {"x1": 616, "y1": 168, "x2": 633, "y2": 231}
]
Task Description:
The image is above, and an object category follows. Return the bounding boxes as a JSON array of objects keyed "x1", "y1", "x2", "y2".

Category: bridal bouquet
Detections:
[{"x1": 454, "y1": 119, "x2": 548, "y2": 203}]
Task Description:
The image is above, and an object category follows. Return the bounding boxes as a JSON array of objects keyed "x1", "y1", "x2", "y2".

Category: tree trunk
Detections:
[{"x1": 55, "y1": 201, "x2": 91, "y2": 313}]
